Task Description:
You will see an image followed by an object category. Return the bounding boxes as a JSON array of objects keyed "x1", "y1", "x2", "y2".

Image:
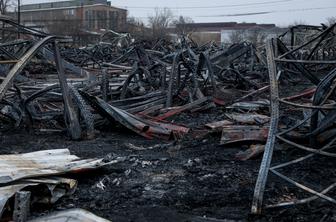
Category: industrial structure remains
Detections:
[{"x1": 0, "y1": 1, "x2": 335, "y2": 221}]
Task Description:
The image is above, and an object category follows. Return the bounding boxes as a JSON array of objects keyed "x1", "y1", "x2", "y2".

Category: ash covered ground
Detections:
[{"x1": 1, "y1": 108, "x2": 335, "y2": 222}]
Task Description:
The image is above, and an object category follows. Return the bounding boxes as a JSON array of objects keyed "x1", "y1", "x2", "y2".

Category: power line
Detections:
[
  {"x1": 21, "y1": 18, "x2": 123, "y2": 22},
  {"x1": 198, "y1": 6, "x2": 336, "y2": 17},
  {"x1": 18, "y1": 5, "x2": 335, "y2": 21},
  {"x1": 115, "y1": 0, "x2": 295, "y2": 10}
]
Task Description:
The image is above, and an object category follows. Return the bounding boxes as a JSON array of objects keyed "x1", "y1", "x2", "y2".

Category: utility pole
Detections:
[{"x1": 17, "y1": 0, "x2": 21, "y2": 39}]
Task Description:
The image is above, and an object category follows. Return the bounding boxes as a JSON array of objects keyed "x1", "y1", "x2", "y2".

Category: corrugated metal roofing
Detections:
[{"x1": 0, "y1": 149, "x2": 112, "y2": 184}]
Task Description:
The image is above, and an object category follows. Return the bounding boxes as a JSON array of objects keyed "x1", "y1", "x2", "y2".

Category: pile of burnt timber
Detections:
[{"x1": 0, "y1": 15, "x2": 335, "y2": 219}]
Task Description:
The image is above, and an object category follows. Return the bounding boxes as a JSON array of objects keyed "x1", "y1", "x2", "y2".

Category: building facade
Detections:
[
  {"x1": 20, "y1": 0, "x2": 127, "y2": 33},
  {"x1": 175, "y1": 22, "x2": 284, "y2": 45}
]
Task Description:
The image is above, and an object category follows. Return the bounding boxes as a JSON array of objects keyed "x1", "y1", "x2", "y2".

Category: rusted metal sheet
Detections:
[
  {"x1": 220, "y1": 126, "x2": 269, "y2": 145},
  {"x1": 282, "y1": 87, "x2": 316, "y2": 101},
  {"x1": 205, "y1": 120, "x2": 234, "y2": 131},
  {"x1": 156, "y1": 97, "x2": 211, "y2": 120},
  {"x1": 81, "y1": 91, "x2": 189, "y2": 140}
]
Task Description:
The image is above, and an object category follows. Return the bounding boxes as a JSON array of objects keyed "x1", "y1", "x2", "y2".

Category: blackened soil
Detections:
[{"x1": 1, "y1": 109, "x2": 335, "y2": 222}]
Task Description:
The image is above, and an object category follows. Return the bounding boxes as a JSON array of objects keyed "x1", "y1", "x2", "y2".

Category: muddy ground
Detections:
[{"x1": 1, "y1": 108, "x2": 335, "y2": 222}]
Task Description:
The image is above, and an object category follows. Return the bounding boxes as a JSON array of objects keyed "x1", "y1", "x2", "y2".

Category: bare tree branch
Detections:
[
  {"x1": 172, "y1": 16, "x2": 194, "y2": 35},
  {"x1": 0, "y1": 0, "x2": 14, "y2": 15},
  {"x1": 148, "y1": 8, "x2": 174, "y2": 40}
]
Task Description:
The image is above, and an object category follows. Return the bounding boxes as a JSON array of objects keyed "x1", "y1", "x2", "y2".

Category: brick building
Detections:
[{"x1": 19, "y1": 0, "x2": 127, "y2": 33}]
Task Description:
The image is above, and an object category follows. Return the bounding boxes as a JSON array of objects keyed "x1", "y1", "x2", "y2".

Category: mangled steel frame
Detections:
[
  {"x1": 0, "y1": 17, "x2": 82, "y2": 139},
  {"x1": 252, "y1": 23, "x2": 336, "y2": 214},
  {"x1": 166, "y1": 51, "x2": 216, "y2": 107},
  {"x1": 0, "y1": 16, "x2": 269, "y2": 141}
]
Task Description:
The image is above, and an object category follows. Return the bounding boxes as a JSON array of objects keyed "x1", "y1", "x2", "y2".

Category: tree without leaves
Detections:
[
  {"x1": 0, "y1": 0, "x2": 16, "y2": 43},
  {"x1": 172, "y1": 16, "x2": 194, "y2": 35},
  {"x1": 289, "y1": 20, "x2": 308, "y2": 27},
  {"x1": 127, "y1": 16, "x2": 144, "y2": 28},
  {"x1": 326, "y1": 17, "x2": 336, "y2": 26},
  {"x1": 246, "y1": 28, "x2": 267, "y2": 47},
  {"x1": 0, "y1": 0, "x2": 14, "y2": 15},
  {"x1": 148, "y1": 8, "x2": 173, "y2": 40},
  {"x1": 126, "y1": 16, "x2": 151, "y2": 40}
]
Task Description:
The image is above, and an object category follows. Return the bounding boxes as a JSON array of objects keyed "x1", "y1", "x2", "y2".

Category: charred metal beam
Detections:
[
  {"x1": 251, "y1": 39, "x2": 280, "y2": 214},
  {"x1": 53, "y1": 41, "x2": 81, "y2": 140}
]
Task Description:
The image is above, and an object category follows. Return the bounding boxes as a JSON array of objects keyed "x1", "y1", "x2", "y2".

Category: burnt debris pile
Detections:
[{"x1": 0, "y1": 15, "x2": 335, "y2": 220}]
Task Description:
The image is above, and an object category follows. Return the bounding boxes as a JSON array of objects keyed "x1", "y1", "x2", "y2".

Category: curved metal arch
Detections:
[
  {"x1": 251, "y1": 39, "x2": 280, "y2": 214},
  {"x1": 0, "y1": 36, "x2": 56, "y2": 101}
]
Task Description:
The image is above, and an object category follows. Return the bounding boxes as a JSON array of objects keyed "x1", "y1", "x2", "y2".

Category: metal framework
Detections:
[{"x1": 252, "y1": 24, "x2": 336, "y2": 214}]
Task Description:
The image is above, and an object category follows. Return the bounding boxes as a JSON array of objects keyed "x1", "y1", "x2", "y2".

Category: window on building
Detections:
[
  {"x1": 85, "y1": 11, "x2": 89, "y2": 29},
  {"x1": 103, "y1": 11, "x2": 107, "y2": 29},
  {"x1": 110, "y1": 11, "x2": 117, "y2": 29},
  {"x1": 115, "y1": 12, "x2": 119, "y2": 29},
  {"x1": 108, "y1": 11, "x2": 112, "y2": 28},
  {"x1": 96, "y1": 10, "x2": 107, "y2": 29},
  {"x1": 65, "y1": 9, "x2": 75, "y2": 16},
  {"x1": 97, "y1": 11, "x2": 102, "y2": 29},
  {"x1": 93, "y1": 10, "x2": 98, "y2": 29},
  {"x1": 90, "y1": 11, "x2": 94, "y2": 29}
]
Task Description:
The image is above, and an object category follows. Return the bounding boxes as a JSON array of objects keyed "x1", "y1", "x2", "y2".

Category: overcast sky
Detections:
[{"x1": 21, "y1": 0, "x2": 336, "y2": 27}]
